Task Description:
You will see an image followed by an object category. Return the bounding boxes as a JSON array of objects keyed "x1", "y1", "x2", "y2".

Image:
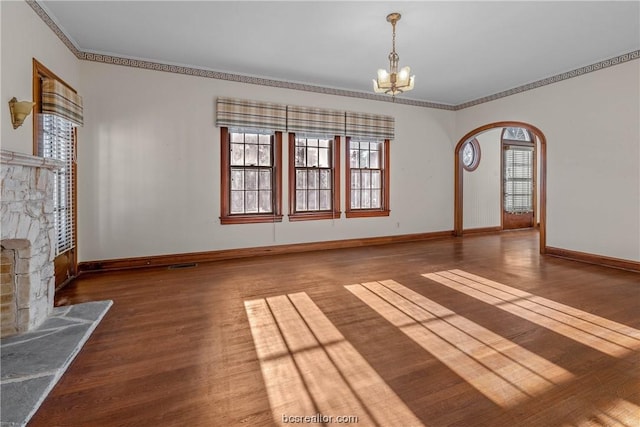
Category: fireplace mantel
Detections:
[{"x1": 1, "y1": 149, "x2": 64, "y2": 170}]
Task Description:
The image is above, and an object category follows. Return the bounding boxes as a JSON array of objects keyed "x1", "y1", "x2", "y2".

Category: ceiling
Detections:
[{"x1": 38, "y1": 1, "x2": 640, "y2": 106}]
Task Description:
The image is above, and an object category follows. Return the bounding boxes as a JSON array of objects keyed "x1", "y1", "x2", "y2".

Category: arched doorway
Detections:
[{"x1": 454, "y1": 121, "x2": 547, "y2": 254}]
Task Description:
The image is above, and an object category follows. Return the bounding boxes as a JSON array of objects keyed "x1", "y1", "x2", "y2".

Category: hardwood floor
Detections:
[{"x1": 29, "y1": 230, "x2": 639, "y2": 426}]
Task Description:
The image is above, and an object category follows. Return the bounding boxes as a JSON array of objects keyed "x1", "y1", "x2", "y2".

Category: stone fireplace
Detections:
[{"x1": 0, "y1": 149, "x2": 63, "y2": 337}]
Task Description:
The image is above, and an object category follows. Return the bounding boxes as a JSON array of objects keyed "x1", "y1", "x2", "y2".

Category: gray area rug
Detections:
[{"x1": 0, "y1": 300, "x2": 113, "y2": 427}]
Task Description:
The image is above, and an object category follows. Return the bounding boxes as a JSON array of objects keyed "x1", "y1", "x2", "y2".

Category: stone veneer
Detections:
[{"x1": 1, "y1": 149, "x2": 64, "y2": 337}]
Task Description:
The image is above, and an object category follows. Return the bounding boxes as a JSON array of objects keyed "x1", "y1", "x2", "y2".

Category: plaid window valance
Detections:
[
  {"x1": 286, "y1": 105, "x2": 345, "y2": 136},
  {"x1": 216, "y1": 97, "x2": 394, "y2": 140},
  {"x1": 345, "y1": 112, "x2": 394, "y2": 140},
  {"x1": 42, "y1": 78, "x2": 83, "y2": 126},
  {"x1": 216, "y1": 97, "x2": 287, "y2": 131}
]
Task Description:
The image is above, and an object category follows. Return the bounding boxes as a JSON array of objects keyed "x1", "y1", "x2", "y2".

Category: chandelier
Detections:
[{"x1": 373, "y1": 12, "x2": 415, "y2": 97}]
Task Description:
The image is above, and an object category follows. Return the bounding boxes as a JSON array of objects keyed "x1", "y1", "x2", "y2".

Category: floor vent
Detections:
[{"x1": 167, "y1": 263, "x2": 198, "y2": 270}]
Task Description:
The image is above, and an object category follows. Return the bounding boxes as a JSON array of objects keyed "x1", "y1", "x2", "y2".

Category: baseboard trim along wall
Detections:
[
  {"x1": 545, "y1": 246, "x2": 640, "y2": 273},
  {"x1": 78, "y1": 232, "x2": 640, "y2": 275},
  {"x1": 78, "y1": 230, "x2": 455, "y2": 273},
  {"x1": 462, "y1": 226, "x2": 502, "y2": 235}
]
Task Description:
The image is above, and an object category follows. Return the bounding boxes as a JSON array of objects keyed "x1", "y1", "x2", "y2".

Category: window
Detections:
[
  {"x1": 503, "y1": 145, "x2": 534, "y2": 213},
  {"x1": 220, "y1": 127, "x2": 282, "y2": 224},
  {"x1": 289, "y1": 134, "x2": 341, "y2": 221},
  {"x1": 346, "y1": 138, "x2": 390, "y2": 218},
  {"x1": 503, "y1": 127, "x2": 531, "y2": 141},
  {"x1": 502, "y1": 127, "x2": 534, "y2": 215},
  {"x1": 39, "y1": 113, "x2": 75, "y2": 255},
  {"x1": 461, "y1": 137, "x2": 481, "y2": 171},
  {"x1": 33, "y1": 59, "x2": 83, "y2": 287}
]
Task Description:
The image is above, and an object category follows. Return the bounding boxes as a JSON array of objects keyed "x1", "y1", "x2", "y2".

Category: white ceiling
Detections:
[{"x1": 38, "y1": 1, "x2": 640, "y2": 106}]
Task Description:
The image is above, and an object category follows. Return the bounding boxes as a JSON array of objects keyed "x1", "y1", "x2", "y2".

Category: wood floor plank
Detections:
[{"x1": 23, "y1": 230, "x2": 639, "y2": 427}]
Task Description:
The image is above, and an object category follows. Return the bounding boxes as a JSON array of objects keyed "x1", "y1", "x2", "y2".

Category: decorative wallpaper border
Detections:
[
  {"x1": 456, "y1": 50, "x2": 640, "y2": 110},
  {"x1": 27, "y1": 0, "x2": 639, "y2": 112}
]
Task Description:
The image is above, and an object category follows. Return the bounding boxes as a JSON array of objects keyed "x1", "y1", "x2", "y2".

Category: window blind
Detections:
[
  {"x1": 503, "y1": 146, "x2": 533, "y2": 214},
  {"x1": 39, "y1": 114, "x2": 75, "y2": 255}
]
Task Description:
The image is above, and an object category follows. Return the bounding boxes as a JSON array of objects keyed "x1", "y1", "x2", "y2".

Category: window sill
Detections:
[
  {"x1": 345, "y1": 209, "x2": 390, "y2": 218},
  {"x1": 288, "y1": 211, "x2": 342, "y2": 222},
  {"x1": 220, "y1": 214, "x2": 283, "y2": 225}
]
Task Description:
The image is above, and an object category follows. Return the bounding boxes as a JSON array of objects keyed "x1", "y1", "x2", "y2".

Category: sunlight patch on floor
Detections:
[
  {"x1": 564, "y1": 398, "x2": 640, "y2": 427},
  {"x1": 423, "y1": 270, "x2": 640, "y2": 358},
  {"x1": 245, "y1": 293, "x2": 424, "y2": 427},
  {"x1": 346, "y1": 280, "x2": 573, "y2": 408}
]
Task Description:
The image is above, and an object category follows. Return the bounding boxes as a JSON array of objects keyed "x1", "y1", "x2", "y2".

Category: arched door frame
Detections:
[{"x1": 454, "y1": 121, "x2": 547, "y2": 254}]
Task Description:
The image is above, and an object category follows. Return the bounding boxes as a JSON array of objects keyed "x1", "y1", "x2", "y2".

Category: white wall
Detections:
[
  {"x1": 4, "y1": 1, "x2": 638, "y2": 264},
  {"x1": 0, "y1": 1, "x2": 80, "y2": 154},
  {"x1": 462, "y1": 128, "x2": 501, "y2": 230},
  {"x1": 456, "y1": 60, "x2": 640, "y2": 261},
  {"x1": 77, "y1": 61, "x2": 455, "y2": 261}
]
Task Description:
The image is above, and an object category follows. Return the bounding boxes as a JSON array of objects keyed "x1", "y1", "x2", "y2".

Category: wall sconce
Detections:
[{"x1": 8, "y1": 97, "x2": 36, "y2": 129}]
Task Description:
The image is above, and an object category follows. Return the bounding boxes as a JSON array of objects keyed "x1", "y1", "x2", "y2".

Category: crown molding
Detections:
[
  {"x1": 455, "y1": 50, "x2": 640, "y2": 110},
  {"x1": 27, "y1": 0, "x2": 639, "y2": 112}
]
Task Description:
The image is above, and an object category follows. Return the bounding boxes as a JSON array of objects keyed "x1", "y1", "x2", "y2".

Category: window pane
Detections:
[
  {"x1": 319, "y1": 170, "x2": 331, "y2": 189},
  {"x1": 351, "y1": 170, "x2": 360, "y2": 189},
  {"x1": 295, "y1": 146, "x2": 306, "y2": 167},
  {"x1": 231, "y1": 132, "x2": 244, "y2": 143},
  {"x1": 319, "y1": 139, "x2": 330, "y2": 148},
  {"x1": 462, "y1": 142, "x2": 475, "y2": 167},
  {"x1": 245, "y1": 170, "x2": 258, "y2": 190},
  {"x1": 371, "y1": 170, "x2": 381, "y2": 188},
  {"x1": 296, "y1": 190, "x2": 307, "y2": 211},
  {"x1": 307, "y1": 146, "x2": 318, "y2": 167},
  {"x1": 245, "y1": 133, "x2": 258, "y2": 144},
  {"x1": 350, "y1": 149, "x2": 359, "y2": 168},
  {"x1": 504, "y1": 127, "x2": 531, "y2": 141},
  {"x1": 308, "y1": 169, "x2": 319, "y2": 189},
  {"x1": 361, "y1": 170, "x2": 371, "y2": 188},
  {"x1": 231, "y1": 169, "x2": 244, "y2": 190},
  {"x1": 246, "y1": 191, "x2": 258, "y2": 213},
  {"x1": 319, "y1": 190, "x2": 331, "y2": 210},
  {"x1": 369, "y1": 149, "x2": 380, "y2": 169},
  {"x1": 231, "y1": 191, "x2": 244, "y2": 214},
  {"x1": 308, "y1": 190, "x2": 319, "y2": 210},
  {"x1": 361, "y1": 190, "x2": 371, "y2": 208},
  {"x1": 318, "y1": 147, "x2": 330, "y2": 167},
  {"x1": 245, "y1": 143, "x2": 258, "y2": 166},
  {"x1": 258, "y1": 144, "x2": 271, "y2": 166},
  {"x1": 259, "y1": 191, "x2": 272, "y2": 213},
  {"x1": 351, "y1": 189, "x2": 360, "y2": 209},
  {"x1": 259, "y1": 134, "x2": 271, "y2": 144},
  {"x1": 296, "y1": 170, "x2": 307, "y2": 189},
  {"x1": 231, "y1": 143, "x2": 244, "y2": 165},
  {"x1": 359, "y1": 149, "x2": 370, "y2": 169},
  {"x1": 259, "y1": 170, "x2": 271, "y2": 190},
  {"x1": 371, "y1": 189, "x2": 381, "y2": 208}
]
